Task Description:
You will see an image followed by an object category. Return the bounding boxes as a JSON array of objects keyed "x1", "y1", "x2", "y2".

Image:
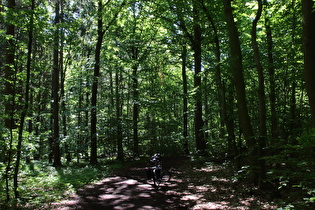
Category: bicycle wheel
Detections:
[
  {"x1": 153, "y1": 169, "x2": 162, "y2": 187},
  {"x1": 161, "y1": 169, "x2": 171, "y2": 182}
]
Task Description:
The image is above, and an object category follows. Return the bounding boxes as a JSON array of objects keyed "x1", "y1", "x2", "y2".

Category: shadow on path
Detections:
[
  {"x1": 52, "y1": 158, "x2": 195, "y2": 210},
  {"x1": 53, "y1": 176, "x2": 190, "y2": 210},
  {"x1": 52, "y1": 158, "x2": 276, "y2": 210}
]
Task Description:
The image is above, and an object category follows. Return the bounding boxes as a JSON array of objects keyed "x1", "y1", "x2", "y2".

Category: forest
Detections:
[{"x1": 1, "y1": 0, "x2": 315, "y2": 209}]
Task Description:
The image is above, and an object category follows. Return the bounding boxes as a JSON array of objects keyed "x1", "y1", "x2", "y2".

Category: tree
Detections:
[
  {"x1": 132, "y1": 54, "x2": 140, "y2": 157},
  {"x1": 3, "y1": 0, "x2": 16, "y2": 200},
  {"x1": 4, "y1": 0, "x2": 16, "y2": 129},
  {"x1": 200, "y1": 0, "x2": 237, "y2": 156},
  {"x1": 251, "y1": 0, "x2": 266, "y2": 180},
  {"x1": 302, "y1": 0, "x2": 315, "y2": 127},
  {"x1": 223, "y1": 0, "x2": 258, "y2": 183},
  {"x1": 13, "y1": 0, "x2": 35, "y2": 198},
  {"x1": 90, "y1": 0, "x2": 104, "y2": 165},
  {"x1": 115, "y1": 67, "x2": 124, "y2": 161},
  {"x1": 59, "y1": 0, "x2": 71, "y2": 163},
  {"x1": 181, "y1": 44, "x2": 189, "y2": 154},
  {"x1": 90, "y1": 0, "x2": 126, "y2": 164},
  {"x1": 52, "y1": 0, "x2": 62, "y2": 167},
  {"x1": 192, "y1": 1, "x2": 206, "y2": 152},
  {"x1": 170, "y1": 0, "x2": 206, "y2": 152},
  {"x1": 129, "y1": 1, "x2": 141, "y2": 157},
  {"x1": 264, "y1": 7, "x2": 278, "y2": 140}
]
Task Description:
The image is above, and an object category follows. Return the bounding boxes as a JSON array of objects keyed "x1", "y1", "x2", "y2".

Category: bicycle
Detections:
[{"x1": 148, "y1": 153, "x2": 171, "y2": 188}]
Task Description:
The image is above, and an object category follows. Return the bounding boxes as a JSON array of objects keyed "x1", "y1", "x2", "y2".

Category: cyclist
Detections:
[{"x1": 147, "y1": 153, "x2": 171, "y2": 187}]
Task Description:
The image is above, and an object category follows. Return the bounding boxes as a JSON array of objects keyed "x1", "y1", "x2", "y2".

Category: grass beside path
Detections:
[{"x1": 1, "y1": 159, "x2": 122, "y2": 210}]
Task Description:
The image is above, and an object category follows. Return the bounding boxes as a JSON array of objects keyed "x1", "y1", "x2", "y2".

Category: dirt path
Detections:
[{"x1": 51, "y1": 157, "x2": 276, "y2": 210}]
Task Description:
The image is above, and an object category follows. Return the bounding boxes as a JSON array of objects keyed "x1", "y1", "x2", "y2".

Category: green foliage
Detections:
[
  {"x1": 0, "y1": 159, "x2": 114, "y2": 209},
  {"x1": 260, "y1": 129, "x2": 315, "y2": 207}
]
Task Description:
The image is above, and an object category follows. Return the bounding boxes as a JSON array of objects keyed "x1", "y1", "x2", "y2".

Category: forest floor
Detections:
[{"x1": 50, "y1": 156, "x2": 281, "y2": 210}]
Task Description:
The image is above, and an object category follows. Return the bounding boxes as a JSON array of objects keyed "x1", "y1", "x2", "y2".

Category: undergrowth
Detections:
[{"x1": 0, "y1": 159, "x2": 122, "y2": 209}]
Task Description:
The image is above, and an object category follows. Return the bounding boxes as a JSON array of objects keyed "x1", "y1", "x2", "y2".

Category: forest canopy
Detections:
[{"x1": 1, "y1": 0, "x2": 315, "y2": 207}]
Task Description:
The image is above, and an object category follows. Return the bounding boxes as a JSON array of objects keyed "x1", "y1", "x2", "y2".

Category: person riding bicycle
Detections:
[
  {"x1": 146, "y1": 153, "x2": 171, "y2": 188},
  {"x1": 150, "y1": 153, "x2": 161, "y2": 165},
  {"x1": 150, "y1": 153, "x2": 162, "y2": 178},
  {"x1": 146, "y1": 153, "x2": 162, "y2": 179}
]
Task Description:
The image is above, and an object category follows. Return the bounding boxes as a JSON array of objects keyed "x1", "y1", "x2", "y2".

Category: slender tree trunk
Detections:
[
  {"x1": 200, "y1": 1, "x2": 236, "y2": 155},
  {"x1": 251, "y1": 0, "x2": 266, "y2": 181},
  {"x1": 5, "y1": 129, "x2": 14, "y2": 201},
  {"x1": 265, "y1": 13, "x2": 278, "y2": 141},
  {"x1": 116, "y1": 70, "x2": 124, "y2": 161},
  {"x1": 109, "y1": 68, "x2": 116, "y2": 155},
  {"x1": 172, "y1": 0, "x2": 205, "y2": 153},
  {"x1": 90, "y1": 0, "x2": 125, "y2": 163},
  {"x1": 129, "y1": 2, "x2": 140, "y2": 158},
  {"x1": 59, "y1": 0, "x2": 70, "y2": 162},
  {"x1": 302, "y1": 0, "x2": 315, "y2": 127},
  {"x1": 200, "y1": 0, "x2": 223, "y2": 137},
  {"x1": 223, "y1": 0, "x2": 258, "y2": 183},
  {"x1": 61, "y1": 54, "x2": 70, "y2": 162},
  {"x1": 131, "y1": 39, "x2": 140, "y2": 157},
  {"x1": 13, "y1": 0, "x2": 35, "y2": 198},
  {"x1": 85, "y1": 89, "x2": 89, "y2": 159},
  {"x1": 182, "y1": 45, "x2": 189, "y2": 155},
  {"x1": 289, "y1": 0, "x2": 298, "y2": 137},
  {"x1": 226, "y1": 87, "x2": 237, "y2": 160},
  {"x1": 193, "y1": 3, "x2": 206, "y2": 152},
  {"x1": 4, "y1": 0, "x2": 16, "y2": 129},
  {"x1": 52, "y1": 0, "x2": 62, "y2": 167},
  {"x1": 132, "y1": 64, "x2": 139, "y2": 157},
  {"x1": 4, "y1": 0, "x2": 16, "y2": 200},
  {"x1": 90, "y1": 0, "x2": 105, "y2": 165},
  {"x1": 77, "y1": 92, "x2": 82, "y2": 163}
]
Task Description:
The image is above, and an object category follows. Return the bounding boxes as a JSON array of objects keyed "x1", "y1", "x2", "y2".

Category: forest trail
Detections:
[{"x1": 51, "y1": 157, "x2": 276, "y2": 210}]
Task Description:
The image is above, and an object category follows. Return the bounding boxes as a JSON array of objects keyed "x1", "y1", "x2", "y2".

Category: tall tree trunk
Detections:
[
  {"x1": 109, "y1": 68, "x2": 116, "y2": 155},
  {"x1": 130, "y1": 2, "x2": 140, "y2": 158},
  {"x1": 131, "y1": 38, "x2": 140, "y2": 157},
  {"x1": 5, "y1": 131, "x2": 14, "y2": 201},
  {"x1": 226, "y1": 87, "x2": 237, "y2": 160},
  {"x1": 4, "y1": 0, "x2": 16, "y2": 129},
  {"x1": 302, "y1": 0, "x2": 315, "y2": 127},
  {"x1": 52, "y1": 0, "x2": 62, "y2": 167},
  {"x1": 289, "y1": 0, "x2": 298, "y2": 137},
  {"x1": 132, "y1": 64, "x2": 139, "y2": 157},
  {"x1": 200, "y1": 0, "x2": 236, "y2": 155},
  {"x1": 223, "y1": 0, "x2": 258, "y2": 183},
  {"x1": 90, "y1": 0, "x2": 125, "y2": 164},
  {"x1": 77, "y1": 89, "x2": 83, "y2": 163},
  {"x1": 172, "y1": 0, "x2": 205, "y2": 153},
  {"x1": 13, "y1": 0, "x2": 35, "y2": 198},
  {"x1": 251, "y1": 0, "x2": 266, "y2": 181},
  {"x1": 116, "y1": 70, "x2": 124, "y2": 161},
  {"x1": 59, "y1": 0, "x2": 70, "y2": 162},
  {"x1": 85, "y1": 89, "x2": 89, "y2": 159},
  {"x1": 90, "y1": 0, "x2": 105, "y2": 165},
  {"x1": 182, "y1": 45, "x2": 189, "y2": 155},
  {"x1": 265, "y1": 13, "x2": 278, "y2": 141},
  {"x1": 4, "y1": 0, "x2": 16, "y2": 200},
  {"x1": 193, "y1": 2, "x2": 206, "y2": 152}
]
